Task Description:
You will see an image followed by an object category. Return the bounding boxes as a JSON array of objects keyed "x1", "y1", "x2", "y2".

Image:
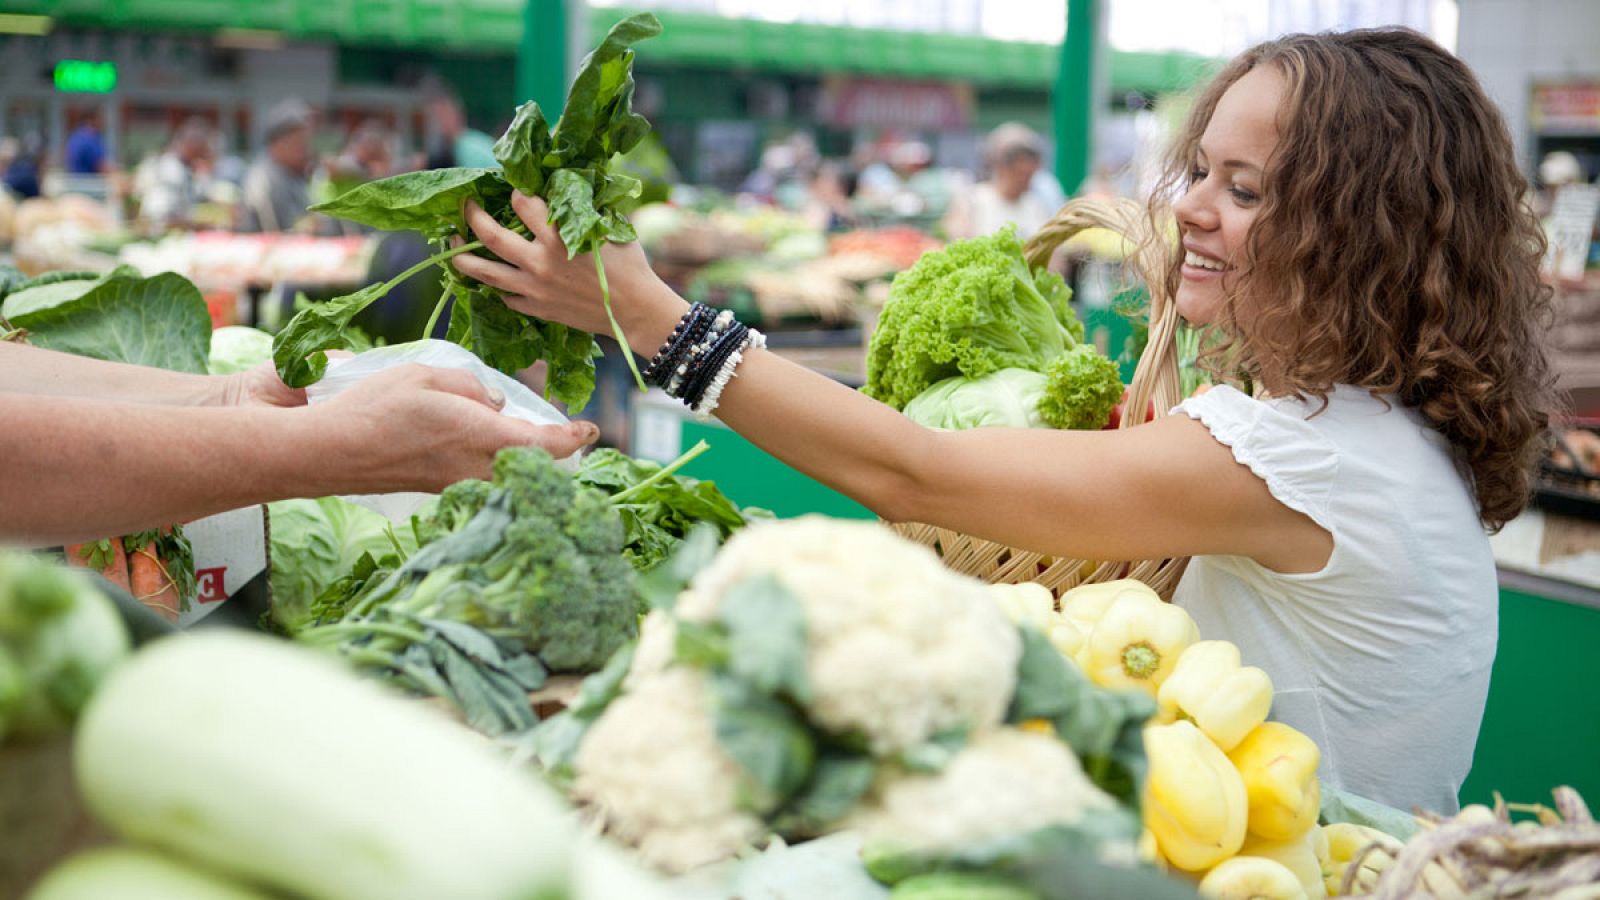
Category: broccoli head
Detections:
[
  {"x1": 416, "y1": 478, "x2": 493, "y2": 545},
  {"x1": 493, "y1": 446, "x2": 578, "y2": 521},
  {"x1": 1037, "y1": 345, "x2": 1125, "y2": 431},
  {"x1": 865, "y1": 227, "x2": 1083, "y2": 410}
]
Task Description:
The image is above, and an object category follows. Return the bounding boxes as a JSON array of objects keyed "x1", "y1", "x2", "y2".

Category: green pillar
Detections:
[
  {"x1": 1054, "y1": 0, "x2": 1100, "y2": 197},
  {"x1": 516, "y1": 0, "x2": 569, "y2": 116}
]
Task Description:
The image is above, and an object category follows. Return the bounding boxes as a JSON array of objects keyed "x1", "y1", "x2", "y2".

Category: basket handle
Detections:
[{"x1": 1022, "y1": 197, "x2": 1183, "y2": 429}]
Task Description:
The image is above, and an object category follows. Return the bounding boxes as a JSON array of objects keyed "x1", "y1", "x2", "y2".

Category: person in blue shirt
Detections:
[{"x1": 64, "y1": 113, "x2": 109, "y2": 175}]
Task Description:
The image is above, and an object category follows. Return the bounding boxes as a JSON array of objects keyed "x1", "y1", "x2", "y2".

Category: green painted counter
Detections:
[{"x1": 633, "y1": 393, "x2": 1600, "y2": 810}]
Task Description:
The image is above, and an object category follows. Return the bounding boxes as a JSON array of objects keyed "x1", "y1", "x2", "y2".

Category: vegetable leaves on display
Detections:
[{"x1": 2, "y1": 267, "x2": 211, "y2": 374}]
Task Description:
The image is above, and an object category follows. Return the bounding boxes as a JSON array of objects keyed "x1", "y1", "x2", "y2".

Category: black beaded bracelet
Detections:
[
  {"x1": 643, "y1": 304, "x2": 714, "y2": 387},
  {"x1": 679, "y1": 322, "x2": 749, "y2": 408}
]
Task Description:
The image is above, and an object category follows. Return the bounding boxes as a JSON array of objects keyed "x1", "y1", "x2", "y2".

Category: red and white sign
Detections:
[
  {"x1": 177, "y1": 506, "x2": 268, "y2": 627},
  {"x1": 1532, "y1": 82, "x2": 1600, "y2": 133},
  {"x1": 818, "y1": 77, "x2": 974, "y2": 131}
]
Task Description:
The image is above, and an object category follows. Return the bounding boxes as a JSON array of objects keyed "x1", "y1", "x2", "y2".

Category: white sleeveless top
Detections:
[{"x1": 1171, "y1": 385, "x2": 1496, "y2": 814}]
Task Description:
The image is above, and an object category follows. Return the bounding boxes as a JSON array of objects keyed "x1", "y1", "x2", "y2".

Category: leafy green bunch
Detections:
[
  {"x1": 296, "y1": 447, "x2": 641, "y2": 734},
  {"x1": 865, "y1": 226, "x2": 1124, "y2": 431},
  {"x1": 271, "y1": 13, "x2": 663, "y2": 411},
  {"x1": 575, "y1": 447, "x2": 772, "y2": 571}
]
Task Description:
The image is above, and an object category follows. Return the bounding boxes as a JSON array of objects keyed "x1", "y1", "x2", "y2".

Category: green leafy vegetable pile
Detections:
[
  {"x1": 575, "y1": 444, "x2": 772, "y2": 572},
  {"x1": 270, "y1": 12, "x2": 664, "y2": 411},
  {"x1": 293, "y1": 447, "x2": 639, "y2": 734},
  {"x1": 865, "y1": 226, "x2": 1124, "y2": 432},
  {"x1": 284, "y1": 439, "x2": 761, "y2": 735},
  {"x1": 0, "y1": 265, "x2": 211, "y2": 374}
]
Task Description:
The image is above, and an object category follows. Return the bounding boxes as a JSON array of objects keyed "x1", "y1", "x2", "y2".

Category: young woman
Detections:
[{"x1": 455, "y1": 28, "x2": 1555, "y2": 813}]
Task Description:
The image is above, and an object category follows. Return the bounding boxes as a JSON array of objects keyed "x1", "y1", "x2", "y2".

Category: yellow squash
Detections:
[
  {"x1": 1157, "y1": 640, "x2": 1275, "y2": 752},
  {"x1": 1229, "y1": 722, "x2": 1322, "y2": 842},
  {"x1": 1143, "y1": 720, "x2": 1248, "y2": 872}
]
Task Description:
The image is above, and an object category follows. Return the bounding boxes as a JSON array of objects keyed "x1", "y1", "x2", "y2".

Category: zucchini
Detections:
[
  {"x1": 27, "y1": 846, "x2": 272, "y2": 900},
  {"x1": 73, "y1": 632, "x2": 572, "y2": 900}
]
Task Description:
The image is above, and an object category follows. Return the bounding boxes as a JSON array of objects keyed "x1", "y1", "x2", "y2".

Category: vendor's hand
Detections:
[
  {"x1": 221, "y1": 360, "x2": 308, "y2": 409},
  {"x1": 312, "y1": 364, "x2": 600, "y2": 493},
  {"x1": 455, "y1": 193, "x2": 689, "y2": 350}
]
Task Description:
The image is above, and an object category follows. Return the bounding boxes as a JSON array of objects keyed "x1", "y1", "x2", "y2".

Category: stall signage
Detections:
[
  {"x1": 819, "y1": 77, "x2": 974, "y2": 131},
  {"x1": 53, "y1": 59, "x2": 117, "y2": 94},
  {"x1": 1532, "y1": 82, "x2": 1600, "y2": 133}
]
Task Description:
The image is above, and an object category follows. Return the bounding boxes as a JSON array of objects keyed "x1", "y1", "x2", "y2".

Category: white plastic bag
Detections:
[{"x1": 305, "y1": 340, "x2": 579, "y2": 521}]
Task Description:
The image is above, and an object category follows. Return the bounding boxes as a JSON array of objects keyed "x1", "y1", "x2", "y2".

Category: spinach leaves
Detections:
[{"x1": 270, "y1": 12, "x2": 663, "y2": 411}]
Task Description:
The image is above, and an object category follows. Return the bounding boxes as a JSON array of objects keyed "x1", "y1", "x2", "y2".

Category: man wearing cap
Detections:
[
  {"x1": 945, "y1": 122, "x2": 1055, "y2": 241},
  {"x1": 241, "y1": 99, "x2": 320, "y2": 233}
]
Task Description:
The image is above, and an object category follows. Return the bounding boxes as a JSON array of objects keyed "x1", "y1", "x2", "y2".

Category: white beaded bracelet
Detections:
[{"x1": 692, "y1": 328, "x2": 766, "y2": 420}]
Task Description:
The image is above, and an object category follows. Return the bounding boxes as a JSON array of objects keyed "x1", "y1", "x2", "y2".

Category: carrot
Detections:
[
  {"x1": 125, "y1": 530, "x2": 181, "y2": 623},
  {"x1": 64, "y1": 538, "x2": 132, "y2": 591}
]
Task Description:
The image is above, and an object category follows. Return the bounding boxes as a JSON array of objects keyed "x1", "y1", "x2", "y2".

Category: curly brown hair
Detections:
[{"x1": 1147, "y1": 27, "x2": 1558, "y2": 531}]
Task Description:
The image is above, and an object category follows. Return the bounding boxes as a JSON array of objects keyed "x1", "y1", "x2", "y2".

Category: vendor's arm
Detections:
[
  {"x1": 0, "y1": 341, "x2": 299, "y2": 408},
  {"x1": 460, "y1": 194, "x2": 1331, "y2": 574},
  {"x1": 0, "y1": 364, "x2": 598, "y2": 546}
]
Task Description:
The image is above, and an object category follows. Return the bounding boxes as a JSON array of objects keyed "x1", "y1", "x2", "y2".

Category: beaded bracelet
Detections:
[
  {"x1": 678, "y1": 322, "x2": 748, "y2": 408},
  {"x1": 692, "y1": 328, "x2": 766, "y2": 419},
  {"x1": 642, "y1": 304, "x2": 714, "y2": 387},
  {"x1": 665, "y1": 309, "x2": 737, "y2": 396}
]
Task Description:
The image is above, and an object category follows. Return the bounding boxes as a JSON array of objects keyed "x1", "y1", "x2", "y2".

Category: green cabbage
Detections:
[
  {"x1": 207, "y1": 326, "x2": 275, "y2": 375},
  {"x1": 902, "y1": 369, "x2": 1050, "y2": 430},
  {"x1": 266, "y1": 497, "x2": 418, "y2": 634}
]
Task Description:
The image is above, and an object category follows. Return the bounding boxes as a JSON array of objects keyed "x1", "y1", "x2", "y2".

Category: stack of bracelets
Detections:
[{"x1": 641, "y1": 303, "x2": 767, "y2": 419}]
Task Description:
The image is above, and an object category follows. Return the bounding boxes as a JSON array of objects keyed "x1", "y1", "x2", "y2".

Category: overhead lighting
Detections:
[
  {"x1": 215, "y1": 28, "x2": 285, "y2": 50},
  {"x1": 0, "y1": 14, "x2": 52, "y2": 36}
]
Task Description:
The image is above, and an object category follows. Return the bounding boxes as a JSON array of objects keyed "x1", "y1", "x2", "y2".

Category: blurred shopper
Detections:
[
  {"x1": 241, "y1": 99, "x2": 320, "y2": 233},
  {"x1": 422, "y1": 88, "x2": 497, "y2": 170},
  {"x1": 3, "y1": 133, "x2": 46, "y2": 200},
  {"x1": 136, "y1": 118, "x2": 217, "y2": 231},
  {"x1": 944, "y1": 122, "x2": 1054, "y2": 240},
  {"x1": 802, "y1": 161, "x2": 858, "y2": 232},
  {"x1": 64, "y1": 112, "x2": 111, "y2": 175},
  {"x1": 314, "y1": 119, "x2": 396, "y2": 234}
]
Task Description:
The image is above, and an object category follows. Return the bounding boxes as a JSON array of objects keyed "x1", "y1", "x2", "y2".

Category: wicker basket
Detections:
[{"x1": 887, "y1": 197, "x2": 1191, "y2": 600}]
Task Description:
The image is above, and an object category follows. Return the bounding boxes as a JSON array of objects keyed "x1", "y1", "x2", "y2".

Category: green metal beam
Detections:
[
  {"x1": 1054, "y1": 0, "x2": 1099, "y2": 196},
  {"x1": 515, "y1": 0, "x2": 567, "y2": 116}
]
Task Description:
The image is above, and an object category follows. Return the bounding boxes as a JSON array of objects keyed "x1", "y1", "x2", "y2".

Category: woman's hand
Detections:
[
  {"x1": 309, "y1": 363, "x2": 600, "y2": 494},
  {"x1": 454, "y1": 192, "x2": 689, "y2": 352}
]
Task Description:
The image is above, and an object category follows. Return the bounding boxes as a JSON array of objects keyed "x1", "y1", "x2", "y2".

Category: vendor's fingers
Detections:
[
  {"x1": 511, "y1": 191, "x2": 562, "y2": 247},
  {"x1": 463, "y1": 200, "x2": 535, "y2": 267},
  {"x1": 507, "y1": 420, "x2": 602, "y2": 459},
  {"x1": 451, "y1": 251, "x2": 537, "y2": 297},
  {"x1": 409, "y1": 365, "x2": 500, "y2": 410}
]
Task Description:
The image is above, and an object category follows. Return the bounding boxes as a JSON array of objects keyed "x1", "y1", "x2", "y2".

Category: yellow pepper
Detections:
[
  {"x1": 1198, "y1": 856, "x2": 1308, "y2": 900},
  {"x1": 1138, "y1": 828, "x2": 1165, "y2": 870},
  {"x1": 1057, "y1": 578, "x2": 1142, "y2": 633},
  {"x1": 1157, "y1": 640, "x2": 1275, "y2": 752},
  {"x1": 1077, "y1": 582, "x2": 1199, "y2": 695},
  {"x1": 1045, "y1": 617, "x2": 1086, "y2": 663},
  {"x1": 1143, "y1": 720, "x2": 1248, "y2": 872},
  {"x1": 1240, "y1": 830, "x2": 1327, "y2": 898},
  {"x1": 1228, "y1": 722, "x2": 1322, "y2": 842},
  {"x1": 986, "y1": 582, "x2": 1056, "y2": 632}
]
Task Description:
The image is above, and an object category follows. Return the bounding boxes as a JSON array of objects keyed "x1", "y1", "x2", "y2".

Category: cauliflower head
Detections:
[
  {"x1": 571, "y1": 667, "x2": 766, "y2": 873},
  {"x1": 676, "y1": 516, "x2": 1021, "y2": 756},
  {"x1": 848, "y1": 727, "x2": 1118, "y2": 854}
]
